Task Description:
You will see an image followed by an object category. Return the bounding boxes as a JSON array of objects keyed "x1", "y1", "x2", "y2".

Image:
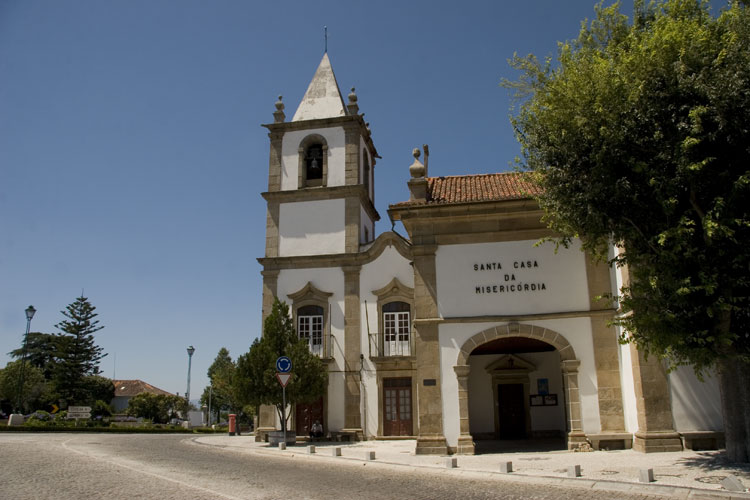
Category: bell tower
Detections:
[{"x1": 261, "y1": 53, "x2": 379, "y2": 263}]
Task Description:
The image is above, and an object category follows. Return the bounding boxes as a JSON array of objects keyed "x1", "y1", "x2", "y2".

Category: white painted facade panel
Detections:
[
  {"x1": 618, "y1": 336, "x2": 639, "y2": 432},
  {"x1": 669, "y1": 366, "x2": 723, "y2": 432},
  {"x1": 280, "y1": 126, "x2": 346, "y2": 190},
  {"x1": 278, "y1": 199, "x2": 345, "y2": 256},
  {"x1": 360, "y1": 206, "x2": 373, "y2": 244},
  {"x1": 277, "y1": 267, "x2": 345, "y2": 369},
  {"x1": 435, "y1": 240, "x2": 590, "y2": 318}
]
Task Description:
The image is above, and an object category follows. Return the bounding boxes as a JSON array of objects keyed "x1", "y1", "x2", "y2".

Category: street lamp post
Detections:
[
  {"x1": 15, "y1": 305, "x2": 36, "y2": 414},
  {"x1": 185, "y1": 346, "x2": 195, "y2": 411}
]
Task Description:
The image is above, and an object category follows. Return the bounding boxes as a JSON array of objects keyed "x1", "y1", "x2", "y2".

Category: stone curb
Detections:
[{"x1": 191, "y1": 438, "x2": 750, "y2": 500}]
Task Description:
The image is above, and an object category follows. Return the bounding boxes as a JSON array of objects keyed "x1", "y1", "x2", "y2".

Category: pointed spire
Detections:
[{"x1": 292, "y1": 53, "x2": 347, "y2": 122}]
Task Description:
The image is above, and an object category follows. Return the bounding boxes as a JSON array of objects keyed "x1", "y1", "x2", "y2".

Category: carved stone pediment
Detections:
[
  {"x1": 287, "y1": 281, "x2": 333, "y2": 303},
  {"x1": 372, "y1": 277, "x2": 413, "y2": 300},
  {"x1": 485, "y1": 354, "x2": 536, "y2": 374}
]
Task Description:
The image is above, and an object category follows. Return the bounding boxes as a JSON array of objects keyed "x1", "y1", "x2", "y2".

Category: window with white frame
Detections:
[
  {"x1": 383, "y1": 301, "x2": 410, "y2": 356},
  {"x1": 298, "y1": 304, "x2": 323, "y2": 356}
]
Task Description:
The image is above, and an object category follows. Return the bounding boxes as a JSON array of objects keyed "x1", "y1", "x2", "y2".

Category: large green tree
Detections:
[
  {"x1": 53, "y1": 296, "x2": 108, "y2": 406},
  {"x1": 126, "y1": 392, "x2": 189, "y2": 424},
  {"x1": 506, "y1": 0, "x2": 750, "y2": 461},
  {"x1": 0, "y1": 361, "x2": 50, "y2": 414},
  {"x1": 235, "y1": 299, "x2": 327, "y2": 432},
  {"x1": 200, "y1": 347, "x2": 239, "y2": 424},
  {"x1": 8, "y1": 332, "x2": 67, "y2": 379}
]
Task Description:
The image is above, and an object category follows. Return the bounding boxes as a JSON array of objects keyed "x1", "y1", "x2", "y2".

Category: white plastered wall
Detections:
[
  {"x1": 435, "y1": 240, "x2": 590, "y2": 317},
  {"x1": 279, "y1": 199, "x2": 345, "y2": 256},
  {"x1": 609, "y1": 245, "x2": 639, "y2": 432},
  {"x1": 360, "y1": 206, "x2": 373, "y2": 244},
  {"x1": 280, "y1": 126, "x2": 346, "y2": 190},
  {"x1": 277, "y1": 267, "x2": 346, "y2": 431},
  {"x1": 669, "y1": 366, "x2": 723, "y2": 432},
  {"x1": 439, "y1": 318, "x2": 600, "y2": 448},
  {"x1": 359, "y1": 244, "x2": 414, "y2": 438}
]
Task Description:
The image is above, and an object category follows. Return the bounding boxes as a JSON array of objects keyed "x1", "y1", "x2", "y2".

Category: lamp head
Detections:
[
  {"x1": 187, "y1": 345, "x2": 195, "y2": 356},
  {"x1": 25, "y1": 305, "x2": 36, "y2": 321}
]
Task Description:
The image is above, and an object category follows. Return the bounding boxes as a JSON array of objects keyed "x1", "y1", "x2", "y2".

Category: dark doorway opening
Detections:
[{"x1": 383, "y1": 377, "x2": 412, "y2": 436}]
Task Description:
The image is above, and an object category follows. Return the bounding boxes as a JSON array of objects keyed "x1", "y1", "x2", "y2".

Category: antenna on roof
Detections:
[{"x1": 324, "y1": 26, "x2": 328, "y2": 53}]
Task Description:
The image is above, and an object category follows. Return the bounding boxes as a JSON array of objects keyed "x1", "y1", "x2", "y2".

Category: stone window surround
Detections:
[
  {"x1": 371, "y1": 278, "x2": 415, "y2": 359},
  {"x1": 297, "y1": 134, "x2": 329, "y2": 189},
  {"x1": 287, "y1": 281, "x2": 334, "y2": 359}
]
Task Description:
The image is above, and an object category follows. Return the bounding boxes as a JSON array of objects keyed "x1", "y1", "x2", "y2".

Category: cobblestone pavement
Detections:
[{"x1": 2, "y1": 433, "x2": 663, "y2": 500}]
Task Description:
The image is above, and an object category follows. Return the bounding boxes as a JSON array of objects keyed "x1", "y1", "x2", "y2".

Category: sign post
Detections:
[
  {"x1": 66, "y1": 406, "x2": 92, "y2": 422},
  {"x1": 276, "y1": 356, "x2": 292, "y2": 445}
]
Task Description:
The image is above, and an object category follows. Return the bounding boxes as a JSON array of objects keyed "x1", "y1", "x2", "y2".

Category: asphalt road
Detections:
[{"x1": 1, "y1": 433, "x2": 660, "y2": 499}]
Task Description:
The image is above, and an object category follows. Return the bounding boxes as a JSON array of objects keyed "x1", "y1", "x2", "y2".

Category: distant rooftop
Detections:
[
  {"x1": 113, "y1": 379, "x2": 173, "y2": 398},
  {"x1": 392, "y1": 172, "x2": 541, "y2": 207}
]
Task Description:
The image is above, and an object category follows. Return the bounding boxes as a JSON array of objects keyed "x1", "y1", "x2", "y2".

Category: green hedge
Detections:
[{"x1": 0, "y1": 425, "x2": 228, "y2": 434}]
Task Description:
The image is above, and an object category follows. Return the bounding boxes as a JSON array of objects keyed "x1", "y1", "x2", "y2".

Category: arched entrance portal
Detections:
[{"x1": 453, "y1": 323, "x2": 586, "y2": 454}]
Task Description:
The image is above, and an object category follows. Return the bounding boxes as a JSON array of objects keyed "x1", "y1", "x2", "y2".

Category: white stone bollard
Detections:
[
  {"x1": 278, "y1": 442, "x2": 286, "y2": 450},
  {"x1": 332, "y1": 447, "x2": 342, "y2": 457},
  {"x1": 307, "y1": 445, "x2": 316, "y2": 454},
  {"x1": 639, "y1": 468, "x2": 655, "y2": 483},
  {"x1": 365, "y1": 451, "x2": 376, "y2": 461},
  {"x1": 445, "y1": 457, "x2": 457, "y2": 468},
  {"x1": 567, "y1": 465, "x2": 581, "y2": 478},
  {"x1": 500, "y1": 461, "x2": 513, "y2": 473}
]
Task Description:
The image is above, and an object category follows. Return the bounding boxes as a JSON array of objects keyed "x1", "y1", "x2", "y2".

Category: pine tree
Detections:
[{"x1": 53, "y1": 295, "x2": 107, "y2": 406}]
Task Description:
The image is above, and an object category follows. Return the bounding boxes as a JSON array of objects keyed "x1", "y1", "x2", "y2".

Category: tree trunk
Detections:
[{"x1": 718, "y1": 357, "x2": 750, "y2": 463}]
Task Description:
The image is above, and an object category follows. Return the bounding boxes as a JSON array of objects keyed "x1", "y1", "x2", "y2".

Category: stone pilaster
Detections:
[
  {"x1": 561, "y1": 359, "x2": 587, "y2": 449},
  {"x1": 267, "y1": 130, "x2": 283, "y2": 192},
  {"x1": 343, "y1": 123, "x2": 360, "y2": 187},
  {"x1": 630, "y1": 344, "x2": 682, "y2": 452},
  {"x1": 344, "y1": 197, "x2": 361, "y2": 253},
  {"x1": 260, "y1": 270, "x2": 279, "y2": 325},
  {"x1": 256, "y1": 269, "x2": 280, "y2": 441},
  {"x1": 412, "y1": 245, "x2": 448, "y2": 454},
  {"x1": 342, "y1": 265, "x2": 363, "y2": 438},
  {"x1": 453, "y1": 365, "x2": 475, "y2": 454},
  {"x1": 265, "y1": 202, "x2": 280, "y2": 258},
  {"x1": 584, "y1": 252, "x2": 626, "y2": 434}
]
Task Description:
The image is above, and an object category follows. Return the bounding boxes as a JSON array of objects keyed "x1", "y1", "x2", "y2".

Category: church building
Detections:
[{"x1": 256, "y1": 53, "x2": 724, "y2": 455}]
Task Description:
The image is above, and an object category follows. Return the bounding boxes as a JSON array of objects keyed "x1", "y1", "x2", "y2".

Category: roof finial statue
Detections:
[
  {"x1": 273, "y1": 95, "x2": 285, "y2": 123},
  {"x1": 408, "y1": 147, "x2": 428, "y2": 201},
  {"x1": 324, "y1": 26, "x2": 328, "y2": 53},
  {"x1": 347, "y1": 87, "x2": 359, "y2": 115}
]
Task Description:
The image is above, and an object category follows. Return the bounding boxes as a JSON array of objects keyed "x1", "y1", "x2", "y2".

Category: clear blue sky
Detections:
[{"x1": 1, "y1": 0, "x2": 727, "y2": 401}]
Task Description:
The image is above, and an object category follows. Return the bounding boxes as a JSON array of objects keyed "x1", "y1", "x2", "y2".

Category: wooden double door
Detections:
[
  {"x1": 295, "y1": 396, "x2": 324, "y2": 436},
  {"x1": 498, "y1": 383, "x2": 527, "y2": 439},
  {"x1": 383, "y1": 377, "x2": 413, "y2": 436}
]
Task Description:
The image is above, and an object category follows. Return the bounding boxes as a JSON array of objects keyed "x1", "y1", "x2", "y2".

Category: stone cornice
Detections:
[
  {"x1": 262, "y1": 114, "x2": 379, "y2": 160},
  {"x1": 388, "y1": 198, "x2": 542, "y2": 222},
  {"x1": 262, "y1": 185, "x2": 380, "y2": 222},
  {"x1": 412, "y1": 307, "x2": 617, "y2": 325},
  {"x1": 258, "y1": 231, "x2": 412, "y2": 270}
]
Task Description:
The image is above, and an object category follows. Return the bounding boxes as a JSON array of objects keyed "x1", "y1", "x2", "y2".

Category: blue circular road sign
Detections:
[{"x1": 276, "y1": 356, "x2": 292, "y2": 373}]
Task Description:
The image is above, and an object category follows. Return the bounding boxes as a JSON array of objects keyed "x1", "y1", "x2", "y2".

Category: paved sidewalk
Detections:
[{"x1": 193, "y1": 435, "x2": 750, "y2": 499}]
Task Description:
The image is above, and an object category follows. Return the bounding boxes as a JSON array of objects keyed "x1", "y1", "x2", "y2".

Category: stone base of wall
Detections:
[
  {"x1": 339, "y1": 428, "x2": 364, "y2": 441},
  {"x1": 587, "y1": 432, "x2": 633, "y2": 450},
  {"x1": 415, "y1": 435, "x2": 448, "y2": 455},
  {"x1": 455, "y1": 436, "x2": 475, "y2": 455},
  {"x1": 633, "y1": 431, "x2": 683, "y2": 452},
  {"x1": 567, "y1": 431, "x2": 588, "y2": 450},
  {"x1": 680, "y1": 431, "x2": 725, "y2": 451}
]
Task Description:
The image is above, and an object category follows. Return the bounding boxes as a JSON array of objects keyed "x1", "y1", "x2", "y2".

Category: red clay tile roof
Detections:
[
  {"x1": 392, "y1": 172, "x2": 541, "y2": 207},
  {"x1": 113, "y1": 379, "x2": 173, "y2": 397}
]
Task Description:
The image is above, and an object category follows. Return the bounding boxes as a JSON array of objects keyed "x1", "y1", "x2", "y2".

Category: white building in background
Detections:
[{"x1": 255, "y1": 53, "x2": 724, "y2": 455}]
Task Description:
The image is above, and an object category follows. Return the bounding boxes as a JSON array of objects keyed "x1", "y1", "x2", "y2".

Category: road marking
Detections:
[{"x1": 61, "y1": 438, "x2": 247, "y2": 500}]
